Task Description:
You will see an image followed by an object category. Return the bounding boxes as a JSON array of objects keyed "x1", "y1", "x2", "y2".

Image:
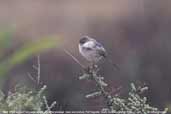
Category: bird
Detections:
[{"x1": 79, "y1": 36, "x2": 119, "y2": 70}]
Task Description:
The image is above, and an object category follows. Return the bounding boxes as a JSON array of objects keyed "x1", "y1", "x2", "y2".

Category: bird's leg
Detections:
[
  {"x1": 83, "y1": 62, "x2": 94, "y2": 74},
  {"x1": 83, "y1": 63, "x2": 99, "y2": 78},
  {"x1": 85, "y1": 62, "x2": 94, "y2": 73}
]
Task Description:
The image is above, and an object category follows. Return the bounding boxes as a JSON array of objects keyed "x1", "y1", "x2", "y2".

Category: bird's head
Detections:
[{"x1": 79, "y1": 36, "x2": 91, "y2": 45}]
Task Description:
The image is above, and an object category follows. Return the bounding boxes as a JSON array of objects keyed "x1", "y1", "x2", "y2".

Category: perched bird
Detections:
[{"x1": 79, "y1": 36, "x2": 119, "y2": 70}]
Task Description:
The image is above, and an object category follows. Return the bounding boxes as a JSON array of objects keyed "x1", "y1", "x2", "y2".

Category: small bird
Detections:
[{"x1": 79, "y1": 36, "x2": 119, "y2": 70}]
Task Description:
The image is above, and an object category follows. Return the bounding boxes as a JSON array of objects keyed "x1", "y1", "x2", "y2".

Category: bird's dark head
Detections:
[{"x1": 79, "y1": 36, "x2": 90, "y2": 45}]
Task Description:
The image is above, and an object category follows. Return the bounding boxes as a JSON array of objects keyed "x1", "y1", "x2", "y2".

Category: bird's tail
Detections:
[{"x1": 106, "y1": 57, "x2": 120, "y2": 70}]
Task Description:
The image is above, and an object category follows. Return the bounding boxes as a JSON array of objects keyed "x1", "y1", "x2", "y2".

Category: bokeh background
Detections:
[{"x1": 0, "y1": 0, "x2": 171, "y2": 111}]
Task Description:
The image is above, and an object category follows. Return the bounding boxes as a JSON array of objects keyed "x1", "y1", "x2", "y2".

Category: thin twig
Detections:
[
  {"x1": 33, "y1": 65, "x2": 38, "y2": 70},
  {"x1": 27, "y1": 55, "x2": 41, "y2": 85},
  {"x1": 63, "y1": 49, "x2": 85, "y2": 69},
  {"x1": 49, "y1": 101, "x2": 57, "y2": 110},
  {"x1": 27, "y1": 72, "x2": 36, "y2": 83},
  {"x1": 43, "y1": 96, "x2": 51, "y2": 112},
  {"x1": 37, "y1": 55, "x2": 41, "y2": 85}
]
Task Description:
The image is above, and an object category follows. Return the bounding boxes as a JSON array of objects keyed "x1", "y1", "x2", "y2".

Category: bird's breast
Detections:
[{"x1": 79, "y1": 45, "x2": 102, "y2": 63}]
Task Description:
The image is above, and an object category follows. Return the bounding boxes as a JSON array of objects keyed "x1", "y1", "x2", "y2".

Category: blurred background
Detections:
[{"x1": 0, "y1": 0, "x2": 171, "y2": 111}]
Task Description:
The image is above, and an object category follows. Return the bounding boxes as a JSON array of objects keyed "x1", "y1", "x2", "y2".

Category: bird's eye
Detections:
[{"x1": 80, "y1": 37, "x2": 88, "y2": 44}]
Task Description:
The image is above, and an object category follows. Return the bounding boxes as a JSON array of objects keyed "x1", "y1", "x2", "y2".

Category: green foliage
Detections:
[
  {"x1": 0, "y1": 85, "x2": 56, "y2": 113},
  {"x1": 109, "y1": 83, "x2": 168, "y2": 114},
  {"x1": 79, "y1": 65, "x2": 168, "y2": 114},
  {"x1": 0, "y1": 55, "x2": 56, "y2": 113},
  {"x1": 0, "y1": 29, "x2": 59, "y2": 113},
  {"x1": 0, "y1": 85, "x2": 44, "y2": 111}
]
